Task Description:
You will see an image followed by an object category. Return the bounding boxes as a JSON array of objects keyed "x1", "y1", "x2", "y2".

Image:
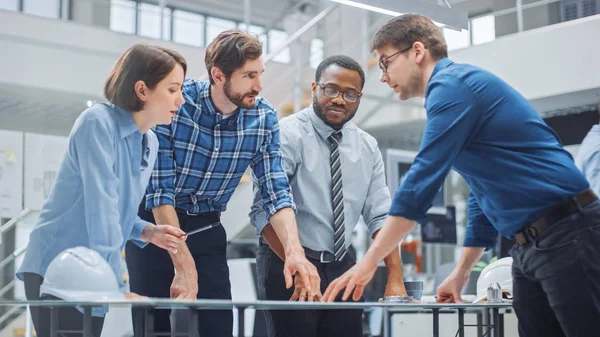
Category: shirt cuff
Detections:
[
  {"x1": 463, "y1": 225, "x2": 498, "y2": 250},
  {"x1": 388, "y1": 189, "x2": 427, "y2": 224},
  {"x1": 130, "y1": 217, "x2": 151, "y2": 248},
  {"x1": 263, "y1": 191, "x2": 296, "y2": 217},
  {"x1": 146, "y1": 191, "x2": 175, "y2": 209}
]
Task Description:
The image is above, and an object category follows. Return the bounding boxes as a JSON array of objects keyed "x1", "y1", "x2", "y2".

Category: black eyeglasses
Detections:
[
  {"x1": 316, "y1": 83, "x2": 361, "y2": 103},
  {"x1": 378, "y1": 45, "x2": 413, "y2": 73}
]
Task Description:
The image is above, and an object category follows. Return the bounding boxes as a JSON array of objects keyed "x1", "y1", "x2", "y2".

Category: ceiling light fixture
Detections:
[{"x1": 330, "y1": 0, "x2": 468, "y2": 31}]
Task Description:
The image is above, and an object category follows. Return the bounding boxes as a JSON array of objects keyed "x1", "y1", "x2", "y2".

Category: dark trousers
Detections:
[
  {"x1": 23, "y1": 273, "x2": 105, "y2": 337},
  {"x1": 510, "y1": 199, "x2": 600, "y2": 337},
  {"x1": 125, "y1": 206, "x2": 233, "y2": 337},
  {"x1": 256, "y1": 243, "x2": 363, "y2": 337}
]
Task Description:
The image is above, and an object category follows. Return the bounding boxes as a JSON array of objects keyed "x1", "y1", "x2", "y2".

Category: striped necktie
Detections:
[{"x1": 328, "y1": 131, "x2": 346, "y2": 261}]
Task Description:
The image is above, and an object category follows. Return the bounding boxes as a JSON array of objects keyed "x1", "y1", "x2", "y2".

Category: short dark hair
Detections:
[
  {"x1": 104, "y1": 44, "x2": 187, "y2": 112},
  {"x1": 205, "y1": 29, "x2": 263, "y2": 84},
  {"x1": 372, "y1": 14, "x2": 448, "y2": 60},
  {"x1": 315, "y1": 55, "x2": 365, "y2": 90}
]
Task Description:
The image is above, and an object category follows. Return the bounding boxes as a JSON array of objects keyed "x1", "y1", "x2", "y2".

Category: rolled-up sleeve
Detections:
[
  {"x1": 388, "y1": 75, "x2": 484, "y2": 224},
  {"x1": 145, "y1": 123, "x2": 176, "y2": 209},
  {"x1": 250, "y1": 112, "x2": 295, "y2": 217},
  {"x1": 362, "y1": 145, "x2": 392, "y2": 236},
  {"x1": 464, "y1": 192, "x2": 497, "y2": 249},
  {"x1": 73, "y1": 118, "x2": 125, "y2": 290}
]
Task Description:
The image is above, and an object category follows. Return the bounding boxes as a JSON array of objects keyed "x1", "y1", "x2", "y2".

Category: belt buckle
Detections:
[
  {"x1": 320, "y1": 251, "x2": 332, "y2": 264},
  {"x1": 186, "y1": 210, "x2": 198, "y2": 216}
]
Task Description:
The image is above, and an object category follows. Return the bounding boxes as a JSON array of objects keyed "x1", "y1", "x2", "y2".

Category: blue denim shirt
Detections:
[
  {"x1": 389, "y1": 58, "x2": 589, "y2": 249},
  {"x1": 17, "y1": 103, "x2": 157, "y2": 291}
]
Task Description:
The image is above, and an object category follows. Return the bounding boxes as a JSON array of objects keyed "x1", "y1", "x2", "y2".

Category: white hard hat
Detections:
[
  {"x1": 40, "y1": 247, "x2": 124, "y2": 301},
  {"x1": 473, "y1": 257, "x2": 513, "y2": 303}
]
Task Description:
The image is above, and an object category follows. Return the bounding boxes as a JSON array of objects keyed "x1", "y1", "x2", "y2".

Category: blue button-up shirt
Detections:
[
  {"x1": 575, "y1": 125, "x2": 600, "y2": 195},
  {"x1": 17, "y1": 103, "x2": 156, "y2": 291},
  {"x1": 145, "y1": 79, "x2": 294, "y2": 217},
  {"x1": 389, "y1": 58, "x2": 589, "y2": 249}
]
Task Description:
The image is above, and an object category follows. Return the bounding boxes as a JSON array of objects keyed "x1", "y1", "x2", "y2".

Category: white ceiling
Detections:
[{"x1": 0, "y1": 82, "x2": 99, "y2": 137}]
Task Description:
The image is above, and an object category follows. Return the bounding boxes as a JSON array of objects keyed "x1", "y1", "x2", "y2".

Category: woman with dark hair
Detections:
[{"x1": 17, "y1": 44, "x2": 189, "y2": 337}]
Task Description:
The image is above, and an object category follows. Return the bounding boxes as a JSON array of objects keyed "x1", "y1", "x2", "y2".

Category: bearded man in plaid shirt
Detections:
[{"x1": 125, "y1": 29, "x2": 320, "y2": 337}]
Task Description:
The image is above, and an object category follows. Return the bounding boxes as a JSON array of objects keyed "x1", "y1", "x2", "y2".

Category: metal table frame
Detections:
[{"x1": 0, "y1": 299, "x2": 513, "y2": 337}]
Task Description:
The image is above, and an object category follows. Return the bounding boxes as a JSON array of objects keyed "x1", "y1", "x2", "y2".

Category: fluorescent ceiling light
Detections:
[
  {"x1": 330, "y1": 0, "x2": 468, "y2": 31},
  {"x1": 330, "y1": 0, "x2": 403, "y2": 17}
]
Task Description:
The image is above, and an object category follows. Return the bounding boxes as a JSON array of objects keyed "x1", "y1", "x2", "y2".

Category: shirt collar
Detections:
[
  {"x1": 112, "y1": 104, "x2": 140, "y2": 139},
  {"x1": 308, "y1": 104, "x2": 350, "y2": 142},
  {"x1": 425, "y1": 58, "x2": 453, "y2": 98}
]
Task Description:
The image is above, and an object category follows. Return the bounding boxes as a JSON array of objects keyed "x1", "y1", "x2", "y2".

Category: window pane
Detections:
[
  {"x1": 138, "y1": 3, "x2": 170, "y2": 40},
  {"x1": 173, "y1": 10, "x2": 204, "y2": 47},
  {"x1": 310, "y1": 38, "x2": 324, "y2": 68},
  {"x1": 237, "y1": 23, "x2": 268, "y2": 47},
  {"x1": 23, "y1": 0, "x2": 59, "y2": 18},
  {"x1": 268, "y1": 29, "x2": 290, "y2": 64},
  {"x1": 0, "y1": 0, "x2": 18, "y2": 11},
  {"x1": 110, "y1": 0, "x2": 136, "y2": 34},
  {"x1": 443, "y1": 26, "x2": 470, "y2": 51},
  {"x1": 471, "y1": 15, "x2": 495, "y2": 45},
  {"x1": 206, "y1": 17, "x2": 237, "y2": 44}
]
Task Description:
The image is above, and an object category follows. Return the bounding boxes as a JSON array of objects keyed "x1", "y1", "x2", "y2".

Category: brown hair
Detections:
[
  {"x1": 371, "y1": 14, "x2": 448, "y2": 60},
  {"x1": 205, "y1": 29, "x2": 263, "y2": 84},
  {"x1": 104, "y1": 44, "x2": 187, "y2": 112}
]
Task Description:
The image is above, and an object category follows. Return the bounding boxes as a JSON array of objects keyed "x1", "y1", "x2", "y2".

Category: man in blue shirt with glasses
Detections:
[{"x1": 323, "y1": 14, "x2": 600, "y2": 337}]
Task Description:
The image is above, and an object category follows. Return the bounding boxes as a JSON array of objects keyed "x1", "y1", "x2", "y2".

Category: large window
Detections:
[
  {"x1": 206, "y1": 17, "x2": 237, "y2": 44},
  {"x1": 110, "y1": 0, "x2": 136, "y2": 34},
  {"x1": 268, "y1": 29, "x2": 291, "y2": 64},
  {"x1": 237, "y1": 23, "x2": 268, "y2": 48},
  {"x1": 0, "y1": 0, "x2": 19, "y2": 11},
  {"x1": 471, "y1": 15, "x2": 495, "y2": 45},
  {"x1": 138, "y1": 3, "x2": 171, "y2": 40},
  {"x1": 173, "y1": 10, "x2": 204, "y2": 47},
  {"x1": 23, "y1": 0, "x2": 60, "y2": 18}
]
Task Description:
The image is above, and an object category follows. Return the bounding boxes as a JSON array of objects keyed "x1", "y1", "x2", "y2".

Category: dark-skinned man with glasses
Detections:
[{"x1": 250, "y1": 55, "x2": 409, "y2": 337}]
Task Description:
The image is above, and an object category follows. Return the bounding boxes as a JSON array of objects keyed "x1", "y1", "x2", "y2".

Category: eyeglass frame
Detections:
[
  {"x1": 378, "y1": 45, "x2": 413, "y2": 73},
  {"x1": 315, "y1": 83, "x2": 362, "y2": 103}
]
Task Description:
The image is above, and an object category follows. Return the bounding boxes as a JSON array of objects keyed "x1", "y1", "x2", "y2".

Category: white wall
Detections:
[
  {"x1": 0, "y1": 9, "x2": 315, "y2": 112},
  {"x1": 449, "y1": 14, "x2": 600, "y2": 102}
]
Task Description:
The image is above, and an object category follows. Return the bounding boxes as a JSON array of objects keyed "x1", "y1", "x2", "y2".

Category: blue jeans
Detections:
[{"x1": 510, "y1": 200, "x2": 600, "y2": 337}]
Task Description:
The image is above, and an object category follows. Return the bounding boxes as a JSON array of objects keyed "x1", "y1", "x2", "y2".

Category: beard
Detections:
[
  {"x1": 224, "y1": 78, "x2": 259, "y2": 109},
  {"x1": 312, "y1": 94, "x2": 357, "y2": 130}
]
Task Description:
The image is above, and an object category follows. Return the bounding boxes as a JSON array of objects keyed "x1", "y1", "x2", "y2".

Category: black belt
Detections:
[
  {"x1": 304, "y1": 247, "x2": 335, "y2": 264},
  {"x1": 515, "y1": 189, "x2": 597, "y2": 245},
  {"x1": 175, "y1": 209, "x2": 221, "y2": 218}
]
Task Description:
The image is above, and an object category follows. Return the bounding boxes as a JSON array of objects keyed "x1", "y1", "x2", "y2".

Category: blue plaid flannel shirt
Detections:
[{"x1": 145, "y1": 79, "x2": 294, "y2": 217}]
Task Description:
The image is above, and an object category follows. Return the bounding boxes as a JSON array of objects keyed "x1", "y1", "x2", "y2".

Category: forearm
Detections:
[
  {"x1": 151, "y1": 205, "x2": 195, "y2": 269},
  {"x1": 268, "y1": 207, "x2": 304, "y2": 256},
  {"x1": 454, "y1": 247, "x2": 485, "y2": 277},
  {"x1": 373, "y1": 229, "x2": 404, "y2": 282},
  {"x1": 261, "y1": 223, "x2": 286, "y2": 261},
  {"x1": 363, "y1": 216, "x2": 416, "y2": 267}
]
